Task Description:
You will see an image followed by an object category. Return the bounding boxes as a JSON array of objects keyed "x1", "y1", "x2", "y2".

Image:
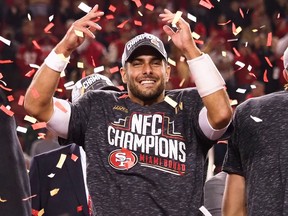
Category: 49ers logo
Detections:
[{"x1": 108, "y1": 149, "x2": 138, "y2": 170}]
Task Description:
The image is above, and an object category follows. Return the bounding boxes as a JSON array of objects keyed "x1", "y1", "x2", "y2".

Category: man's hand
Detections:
[
  {"x1": 55, "y1": 4, "x2": 104, "y2": 57},
  {"x1": 159, "y1": 9, "x2": 201, "y2": 60}
]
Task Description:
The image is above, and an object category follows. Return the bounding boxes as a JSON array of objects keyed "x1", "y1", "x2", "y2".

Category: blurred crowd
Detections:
[{"x1": 0, "y1": 0, "x2": 287, "y2": 165}]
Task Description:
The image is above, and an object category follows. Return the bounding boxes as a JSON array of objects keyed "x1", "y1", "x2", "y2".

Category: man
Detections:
[
  {"x1": 24, "y1": 5, "x2": 232, "y2": 215},
  {"x1": 29, "y1": 74, "x2": 119, "y2": 216},
  {"x1": 222, "y1": 47, "x2": 288, "y2": 215},
  {"x1": 0, "y1": 88, "x2": 31, "y2": 216}
]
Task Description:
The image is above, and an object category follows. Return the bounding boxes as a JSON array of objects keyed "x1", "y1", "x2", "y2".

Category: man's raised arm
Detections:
[{"x1": 24, "y1": 5, "x2": 104, "y2": 122}]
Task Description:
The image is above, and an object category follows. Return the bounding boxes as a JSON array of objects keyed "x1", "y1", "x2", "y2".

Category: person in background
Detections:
[
  {"x1": 222, "y1": 47, "x2": 288, "y2": 215},
  {"x1": 0, "y1": 88, "x2": 31, "y2": 216},
  {"x1": 24, "y1": 5, "x2": 232, "y2": 215},
  {"x1": 29, "y1": 73, "x2": 120, "y2": 216}
]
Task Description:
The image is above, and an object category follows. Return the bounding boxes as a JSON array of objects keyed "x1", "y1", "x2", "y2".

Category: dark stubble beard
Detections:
[{"x1": 128, "y1": 78, "x2": 165, "y2": 102}]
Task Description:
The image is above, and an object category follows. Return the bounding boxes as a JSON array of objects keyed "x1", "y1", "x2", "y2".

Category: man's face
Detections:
[{"x1": 120, "y1": 47, "x2": 170, "y2": 105}]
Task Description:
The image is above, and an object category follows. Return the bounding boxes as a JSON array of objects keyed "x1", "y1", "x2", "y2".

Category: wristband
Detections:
[
  {"x1": 187, "y1": 53, "x2": 225, "y2": 97},
  {"x1": 44, "y1": 49, "x2": 70, "y2": 73}
]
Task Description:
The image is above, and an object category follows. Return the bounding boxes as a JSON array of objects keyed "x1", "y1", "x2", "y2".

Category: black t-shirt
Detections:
[{"x1": 64, "y1": 88, "x2": 215, "y2": 216}]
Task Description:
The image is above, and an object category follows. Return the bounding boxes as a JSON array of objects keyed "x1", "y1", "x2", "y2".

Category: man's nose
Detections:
[{"x1": 143, "y1": 63, "x2": 152, "y2": 74}]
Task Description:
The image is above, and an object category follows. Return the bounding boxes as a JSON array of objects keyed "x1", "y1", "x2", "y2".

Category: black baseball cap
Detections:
[
  {"x1": 121, "y1": 32, "x2": 168, "y2": 66},
  {"x1": 71, "y1": 74, "x2": 120, "y2": 102}
]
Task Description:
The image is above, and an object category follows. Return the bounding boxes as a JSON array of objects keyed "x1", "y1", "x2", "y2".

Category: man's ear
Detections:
[
  {"x1": 283, "y1": 69, "x2": 288, "y2": 82},
  {"x1": 120, "y1": 67, "x2": 127, "y2": 84}
]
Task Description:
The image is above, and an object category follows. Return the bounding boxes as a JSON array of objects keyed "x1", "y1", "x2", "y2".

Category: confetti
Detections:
[
  {"x1": 218, "y1": 20, "x2": 231, "y2": 26},
  {"x1": 192, "y1": 32, "x2": 200, "y2": 40},
  {"x1": 263, "y1": 69, "x2": 268, "y2": 82},
  {"x1": 172, "y1": 11, "x2": 183, "y2": 26},
  {"x1": 78, "y1": 2, "x2": 91, "y2": 13},
  {"x1": 27, "y1": 13, "x2": 31, "y2": 21},
  {"x1": 0, "y1": 60, "x2": 13, "y2": 64},
  {"x1": 48, "y1": 173, "x2": 55, "y2": 178},
  {"x1": 179, "y1": 78, "x2": 185, "y2": 87},
  {"x1": 0, "y1": 105, "x2": 14, "y2": 116},
  {"x1": 248, "y1": 73, "x2": 257, "y2": 79},
  {"x1": 48, "y1": 15, "x2": 54, "y2": 22},
  {"x1": 16, "y1": 126, "x2": 28, "y2": 133},
  {"x1": 0, "y1": 36, "x2": 11, "y2": 46},
  {"x1": 164, "y1": 96, "x2": 178, "y2": 108},
  {"x1": 77, "y1": 205, "x2": 83, "y2": 212},
  {"x1": 232, "y1": 47, "x2": 241, "y2": 57},
  {"x1": 25, "y1": 69, "x2": 36, "y2": 77},
  {"x1": 50, "y1": 188, "x2": 60, "y2": 196},
  {"x1": 109, "y1": 66, "x2": 119, "y2": 74},
  {"x1": 247, "y1": 65, "x2": 252, "y2": 71},
  {"x1": 64, "y1": 81, "x2": 74, "y2": 88},
  {"x1": 134, "y1": 20, "x2": 142, "y2": 26},
  {"x1": 24, "y1": 115, "x2": 37, "y2": 123},
  {"x1": 44, "y1": 22, "x2": 54, "y2": 33},
  {"x1": 74, "y1": 30, "x2": 84, "y2": 37},
  {"x1": 235, "y1": 61, "x2": 245, "y2": 68},
  {"x1": 71, "y1": 154, "x2": 79, "y2": 162},
  {"x1": 187, "y1": 13, "x2": 197, "y2": 22},
  {"x1": 138, "y1": 11, "x2": 143, "y2": 16},
  {"x1": 230, "y1": 99, "x2": 238, "y2": 106},
  {"x1": 266, "y1": 32, "x2": 272, "y2": 47},
  {"x1": 7, "y1": 95, "x2": 14, "y2": 102},
  {"x1": 38, "y1": 209, "x2": 45, "y2": 216},
  {"x1": 199, "y1": 206, "x2": 212, "y2": 216},
  {"x1": 31, "y1": 122, "x2": 47, "y2": 130},
  {"x1": 0, "y1": 197, "x2": 7, "y2": 202},
  {"x1": 56, "y1": 154, "x2": 67, "y2": 168},
  {"x1": 117, "y1": 20, "x2": 129, "y2": 29},
  {"x1": 199, "y1": 0, "x2": 214, "y2": 9},
  {"x1": 264, "y1": 57, "x2": 273, "y2": 67},
  {"x1": 94, "y1": 65, "x2": 104, "y2": 73},
  {"x1": 132, "y1": 0, "x2": 142, "y2": 7},
  {"x1": 77, "y1": 62, "x2": 84, "y2": 68},
  {"x1": 168, "y1": 58, "x2": 176, "y2": 66},
  {"x1": 239, "y1": 8, "x2": 244, "y2": 18},
  {"x1": 32, "y1": 40, "x2": 41, "y2": 50},
  {"x1": 236, "y1": 88, "x2": 246, "y2": 94},
  {"x1": 0, "y1": 83, "x2": 12, "y2": 91},
  {"x1": 55, "y1": 101, "x2": 68, "y2": 113},
  {"x1": 22, "y1": 194, "x2": 37, "y2": 201},
  {"x1": 250, "y1": 115, "x2": 262, "y2": 122},
  {"x1": 0, "y1": 73, "x2": 2, "y2": 79},
  {"x1": 145, "y1": 3, "x2": 154, "y2": 11},
  {"x1": 108, "y1": 4, "x2": 116, "y2": 12},
  {"x1": 106, "y1": 14, "x2": 114, "y2": 20}
]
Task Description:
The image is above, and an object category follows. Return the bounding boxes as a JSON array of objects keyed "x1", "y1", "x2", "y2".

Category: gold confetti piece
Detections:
[
  {"x1": 74, "y1": 30, "x2": 84, "y2": 37},
  {"x1": 230, "y1": 99, "x2": 238, "y2": 106},
  {"x1": 168, "y1": 58, "x2": 176, "y2": 66},
  {"x1": 199, "y1": 206, "x2": 212, "y2": 216},
  {"x1": 78, "y1": 2, "x2": 91, "y2": 13},
  {"x1": 233, "y1": 26, "x2": 242, "y2": 36},
  {"x1": 48, "y1": 173, "x2": 55, "y2": 178},
  {"x1": 24, "y1": 115, "x2": 37, "y2": 123},
  {"x1": 56, "y1": 154, "x2": 67, "y2": 169},
  {"x1": 77, "y1": 62, "x2": 84, "y2": 68},
  {"x1": 250, "y1": 115, "x2": 263, "y2": 122},
  {"x1": 192, "y1": 32, "x2": 200, "y2": 40},
  {"x1": 164, "y1": 96, "x2": 178, "y2": 108},
  {"x1": 50, "y1": 188, "x2": 60, "y2": 196},
  {"x1": 221, "y1": 51, "x2": 227, "y2": 57},
  {"x1": 0, "y1": 197, "x2": 7, "y2": 202},
  {"x1": 38, "y1": 208, "x2": 45, "y2": 216},
  {"x1": 172, "y1": 11, "x2": 183, "y2": 27}
]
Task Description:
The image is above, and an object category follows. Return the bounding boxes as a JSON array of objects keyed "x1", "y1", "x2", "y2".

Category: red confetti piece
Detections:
[
  {"x1": 81, "y1": 71, "x2": 86, "y2": 78},
  {"x1": 248, "y1": 73, "x2": 257, "y2": 79},
  {"x1": 239, "y1": 8, "x2": 244, "y2": 18},
  {"x1": 232, "y1": 22, "x2": 236, "y2": 34},
  {"x1": 0, "y1": 60, "x2": 13, "y2": 64},
  {"x1": 44, "y1": 22, "x2": 54, "y2": 33},
  {"x1": 18, "y1": 95, "x2": 24, "y2": 106},
  {"x1": 77, "y1": 205, "x2": 83, "y2": 212},
  {"x1": 32, "y1": 40, "x2": 41, "y2": 50},
  {"x1": 134, "y1": 20, "x2": 142, "y2": 26},
  {"x1": 71, "y1": 154, "x2": 78, "y2": 162},
  {"x1": 117, "y1": 86, "x2": 124, "y2": 91},
  {"x1": 263, "y1": 69, "x2": 268, "y2": 82},
  {"x1": 31, "y1": 122, "x2": 47, "y2": 130},
  {"x1": 109, "y1": 66, "x2": 119, "y2": 74},
  {"x1": 105, "y1": 14, "x2": 114, "y2": 20},
  {"x1": 232, "y1": 47, "x2": 241, "y2": 57},
  {"x1": 38, "y1": 133, "x2": 46, "y2": 139},
  {"x1": 0, "y1": 105, "x2": 14, "y2": 116},
  {"x1": 32, "y1": 209, "x2": 39, "y2": 216},
  {"x1": 117, "y1": 20, "x2": 129, "y2": 29},
  {"x1": 218, "y1": 20, "x2": 231, "y2": 25},
  {"x1": 91, "y1": 56, "x2": 95, "y2": 67},
  {"x1": 132, "y1": 0, "x2": 142, "y2": 7},
  {"x1": 0, "y1": 73, "x2": 3, "y2": 79},
  {"x1": 266, "y1": 32, "x2": 272, "y2": 47},
  {"x1": 55, "y1": 101, "x2": 68, "y2": 113},
  {"x1": 145, "y1": 3, "x2": 154, "y2": 11},
  {"x1": 264, "y1": 56, "x2": 273, "y2": 67},
  {"x1": 194, "y1": 40, "x2": 204, "y2": 45},
  {"x1": 108, "y1": 4, "x2": 116, "y2": 12},
  {"x1": 7, "y1": 95, "x2": 14, "y2": 102},
  {"x1": 199, "y1": 0, "x2": 214, "y2": 9},
  {"x1": 119, "y1": 93, "x2": 128, "y2": 99},
  {"x1": 31, "y1": 87, "x2": 40, "y2": 99},
  {"x1": 0, "y1": 84, "x2": 12, "y2": 91},
  {"x1": 25, "y1": 68, "x2": 36, "y2": 77}
]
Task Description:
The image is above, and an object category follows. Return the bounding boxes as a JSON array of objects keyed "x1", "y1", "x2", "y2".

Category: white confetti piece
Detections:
[
  {"x1": 24, "y1": 115, "x2": 37, "y2": 123},
  {"x1": 192, "y1": 32, "x2": 200, "y2": 40},
  {"x1": 221, "y1": 51, "x2": 227, "y2": 57},
  {"x1": 233, "y1": 26, "x2": 242, "y2": 36},
  {"x1": 235, "y1": 61, "x2": 245, "y2": 68},
  {"x1": 94, "y1": 65, "x2": 105, "y2": 73},
  {"x1": 78, "y1": 2, "x2": 91, "y2": 13},
  {"x1": 27, "y1": 13, "x2": 31, "y2": 21},
  {"x1": 247, "y1": 64, "x2": 252, "y2": 71},
  {"x1": 29, "y1": 63, "x2": 40, "y2": 69},
  {"x1": 16, "y1": 126, "x2": 28, "y2": 133},
  {"x1": 56, "y1": 154, "x2": 67, "y2": 169},
  {"x1": 49, "y1": 15, "x2": 54, "y2": 22},
  {"x1": 199, "y1": 206, "x2": 212, "y2": 216},
  {"x1": 164, "y1": 96, "x2": 178, "y2": 108},
  {"x1": 168, "y1": 58, "x2": 176, "y2": 66},
  {"x1": 77, "y1": 62, "x2": 84, "y2": 68},
  {"x1": 172, "y1": 11, "x2": 183, "y2": 27},
  {"x1": 138, "y1": 11, "x2": 143, "y2": 16},
  {"x1": 48, "y1": 173, "x2": 55, "y2": 178},
  {"x1": 0, "y1": 36, "x2": 11, "y2": 46},
  {"x1": 250, "y1": 84, "x2": 256, "y2": 89},
  {"x1": 74, "y1": 30, "x2": 84, "y2": 37},
  {"x1": 230, "y1": 99, "x2": 238, "y2": 106},
  {"x1": 60, "y1": 70, "x2": 66, "y2": 78},
  {"x1": 64, "y1": 81, "x2": 74, "y2": 88},
  {"x1": 187, "y1": 13, "x2": 197, "y2": 22},
  {"x1": 250, "y1": 115, "x2": 263, "y2": 122},
  {"x1": 236, "y1": 88, "x2": 246, "y2": 94}
]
